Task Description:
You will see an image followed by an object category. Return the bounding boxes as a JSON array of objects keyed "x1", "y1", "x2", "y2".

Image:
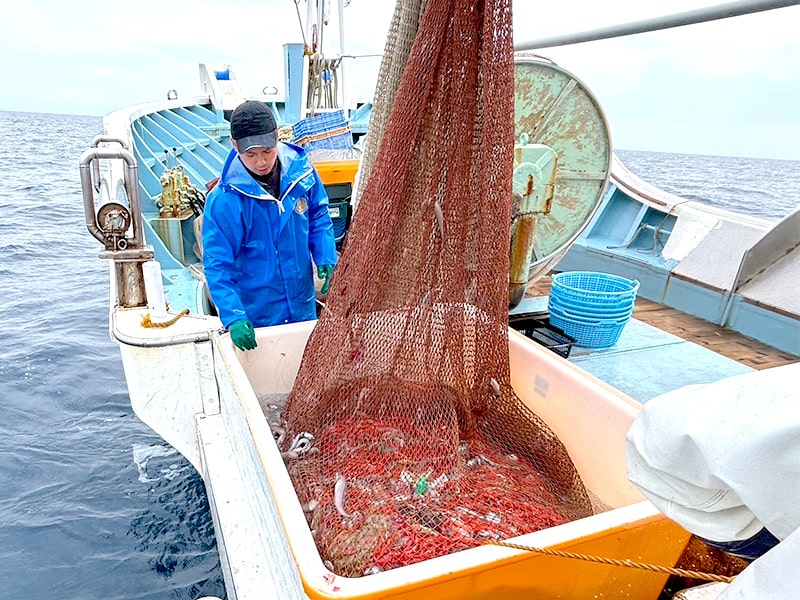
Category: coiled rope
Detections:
[
  {"x1": 141, "y1": 309, "x2": 190, "y2": 328},
  {"x1": 307, "y1": 55, "x2": 342, "y2": 110},
  {"x1": 485, "y1": 540, "x2": 736, "y2": 584}
]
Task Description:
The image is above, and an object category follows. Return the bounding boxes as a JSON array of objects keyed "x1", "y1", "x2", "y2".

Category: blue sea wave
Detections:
[
  {"x1": 0, "y1": 111, "x2": 224, "y2": 600},
  {"x1": 616, "y1": 149, "x2": 799, "y2": 220}
]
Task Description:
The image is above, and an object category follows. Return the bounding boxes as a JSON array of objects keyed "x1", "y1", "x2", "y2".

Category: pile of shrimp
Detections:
[{"x1": 291, "y1": 416, "x2": 569, "y2": 577}]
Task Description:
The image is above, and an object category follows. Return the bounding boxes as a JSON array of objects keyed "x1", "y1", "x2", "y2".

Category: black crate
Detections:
[{"x1": 509, "y1": 314, "x2": 575, "y2": 358}]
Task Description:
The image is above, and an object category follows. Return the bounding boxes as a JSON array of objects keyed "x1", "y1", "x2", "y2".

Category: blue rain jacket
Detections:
[{"x1": 202, "y1": 142, "x2": 338, "y2": 328}]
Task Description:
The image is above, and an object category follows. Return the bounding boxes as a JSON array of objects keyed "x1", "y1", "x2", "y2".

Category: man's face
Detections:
[{"x1": 234, "y1": 142, "x2": 278, "y2": 176}]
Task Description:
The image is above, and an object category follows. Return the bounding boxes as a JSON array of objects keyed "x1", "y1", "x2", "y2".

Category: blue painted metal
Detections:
[
  {"x1": 348, "y1": 102, "x2": 373, "y2": 136},
  {"x1": 557, "y1": 243, "x2": 672, "y2": 304},
  {"x1": 558, "y1": 184, "x2": 677, "y2": 302},
  {"x1": 727, "y1": 297, "x2": 800, "y2": 356},
  {"x1": 284, "y1": 43, "x2": 305, "y2": 124},
  {"x1": 663, "y1": 276, "x2": 728, "y2": 324},
  {"x1": 559, "y1": 178, "x2": 800, "y2": 354},
  {"x1": 142, "y1": 218, "x2": 185, "y2": 269}
]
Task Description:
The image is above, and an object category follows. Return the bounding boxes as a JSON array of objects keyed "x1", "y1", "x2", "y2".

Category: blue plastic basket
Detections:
[
  {"x1": 549, "y1": 305, "x2": 629, "y2": 348},
  {"x1": 549, "y1": 290, "x2": 636, "y2": 311},
  {"x1": 548, "y1": 272, "x2": 637, "y2": 348},
  {"x1": 291, "y1": 110, "x2": 353, "y2": 152},
  {"x1": 548, "y1": 286, "x2": 636, "y2": 308},
  {"x1": 548, "y1": 294, "x2": 634, "y2": 320},
  {"x1": 552, "y1": 271, "x2": 639, "y2": 304}
]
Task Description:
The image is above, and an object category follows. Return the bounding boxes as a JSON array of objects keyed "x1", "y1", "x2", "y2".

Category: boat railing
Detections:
[
  {"x1": 608, "y1": 155, "x2": 686, "y2": 212},
  {"x1": 80, "y1": 137, "x2": 145, "y2": 250},
  {"x1": 514, "y1": 0, "x2": 800, "y2": 51}
]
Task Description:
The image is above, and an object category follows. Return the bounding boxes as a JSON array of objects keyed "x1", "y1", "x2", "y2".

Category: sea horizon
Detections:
[{"x1": 1, "y1": 108, "x2": 798, "y2": 164}]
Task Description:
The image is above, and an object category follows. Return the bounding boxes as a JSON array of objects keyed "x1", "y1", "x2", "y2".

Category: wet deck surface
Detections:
[{"x1": 524, "y1": 276, "x2": 798, "y2": 372}]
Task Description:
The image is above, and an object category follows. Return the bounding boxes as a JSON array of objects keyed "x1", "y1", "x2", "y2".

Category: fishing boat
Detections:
[{"x1": 77, "y1": 1, "x2": 799, "y2": 599}]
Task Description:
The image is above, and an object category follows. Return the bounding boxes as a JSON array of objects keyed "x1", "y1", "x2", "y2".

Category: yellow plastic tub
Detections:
[
  {"x1": 313, "y1": 159, "x2": 360, "y2": 186},
  {"x1": 219, "y1": 318, "x2": 690, "y2": 600}
]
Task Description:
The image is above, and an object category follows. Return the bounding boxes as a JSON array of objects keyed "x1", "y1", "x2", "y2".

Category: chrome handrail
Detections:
[{"x1": 79, "y1": 136, "x2": 145, "y2": 250}]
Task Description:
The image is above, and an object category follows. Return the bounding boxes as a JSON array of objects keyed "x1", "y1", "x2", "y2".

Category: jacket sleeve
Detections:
[
  {"x1": 626, "y1": 363, "x2": 800, "y2": 543},
  {"x1": 202, "y1": 188, "x2": 248, "y2": 327},
  {"x1": 306, "y1": 169, "x2": 339, "y2": 268}
]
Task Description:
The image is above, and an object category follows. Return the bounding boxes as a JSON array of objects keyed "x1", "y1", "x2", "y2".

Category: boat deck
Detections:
[
  {"x1": 524, "y1": 276, "x2": 797, "y2": 370},
  {"x1": 518, "y1": 276, "x2": 797, "y2": 404},
  {"x1": 631, "y1": 296, "x2": 797, "y2": 371}
]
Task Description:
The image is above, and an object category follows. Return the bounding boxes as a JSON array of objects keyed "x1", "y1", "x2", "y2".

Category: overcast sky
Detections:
[{"x1": 2, "y1": 0, "x2": 798, "y2": 159}]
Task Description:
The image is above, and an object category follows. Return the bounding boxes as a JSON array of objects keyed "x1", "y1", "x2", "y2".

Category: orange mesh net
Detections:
[{"x1": 282, "y1": 0, "x2": 592, "y2": 577}]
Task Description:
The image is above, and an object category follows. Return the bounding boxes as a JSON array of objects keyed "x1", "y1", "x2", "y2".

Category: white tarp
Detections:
[{"x1": 626, "y1": 362, "x2": 800, "y2": 599}]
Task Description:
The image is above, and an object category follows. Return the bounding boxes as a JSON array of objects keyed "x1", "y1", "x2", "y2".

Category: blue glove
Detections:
[
  {"x1": 229, "y1": 319, "x2": 257, "y2": 351},
  {"x1": 317, "y1": 264, "x2": 334, "y2": 295}
]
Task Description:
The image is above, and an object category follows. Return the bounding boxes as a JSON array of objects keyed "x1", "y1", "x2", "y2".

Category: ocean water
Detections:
[
  {"x1": 616, "y1": 149, "x2": 800, "y2": 221},
  {"x1": 0, "y1": 111, "x2": 225, "y2": 600},
  {"x1": 0, "y1": 110, "x2": 797, "y2": 600}
]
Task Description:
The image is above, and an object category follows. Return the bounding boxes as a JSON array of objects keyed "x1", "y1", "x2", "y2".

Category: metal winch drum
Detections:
[{"x1": 509, "y1": 56, "x2": 612, "y2": 308}]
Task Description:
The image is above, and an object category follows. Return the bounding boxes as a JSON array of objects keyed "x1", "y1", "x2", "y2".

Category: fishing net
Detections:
[{"x1": 281, "y1": 0, "x2": 592, "y2": 577}]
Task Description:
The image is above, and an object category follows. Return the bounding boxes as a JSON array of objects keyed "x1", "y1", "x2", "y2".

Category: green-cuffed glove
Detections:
[
  {"x1": 317, "y1": 264, "x2": 334, "y2": 295},
  {"x1": 229, "y1": 319, "x2": 257, "y2": 351}
]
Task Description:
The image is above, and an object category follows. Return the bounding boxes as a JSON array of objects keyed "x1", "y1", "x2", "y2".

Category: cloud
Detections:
[
  {"x1": 1, "y1": 0, "x2": 797, "y2": 158},
  {"x1": 521, "y1": 2, "x2": 800, "y2": 158}
]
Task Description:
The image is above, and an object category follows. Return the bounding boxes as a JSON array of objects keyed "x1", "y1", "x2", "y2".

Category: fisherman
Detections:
[
  {"x1": 202, "y1": 100, "x2": 337, "y2": 351},
  {"x1": 626, "y1": 362, "x2": 800, "y2": 599}
]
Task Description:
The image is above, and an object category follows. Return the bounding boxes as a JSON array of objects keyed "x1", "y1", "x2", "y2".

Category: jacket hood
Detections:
[{"x1": 219, "y1": 142, "x2": 311, "y2": 200}]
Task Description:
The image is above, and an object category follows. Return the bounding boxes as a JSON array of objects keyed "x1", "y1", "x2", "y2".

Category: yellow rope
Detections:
[
  {"x1": 141, "y1": 309, "x2": 190, "y2": 328},
  {"x1": 293, "y1": 124, "x2": 352, "y2": 147},
  {"x1": 278, "y1": 125, "x2": 294, "y2": 142},
  {"x1": 485, "y1": 540, "x2": 736, "y2": 584}
]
